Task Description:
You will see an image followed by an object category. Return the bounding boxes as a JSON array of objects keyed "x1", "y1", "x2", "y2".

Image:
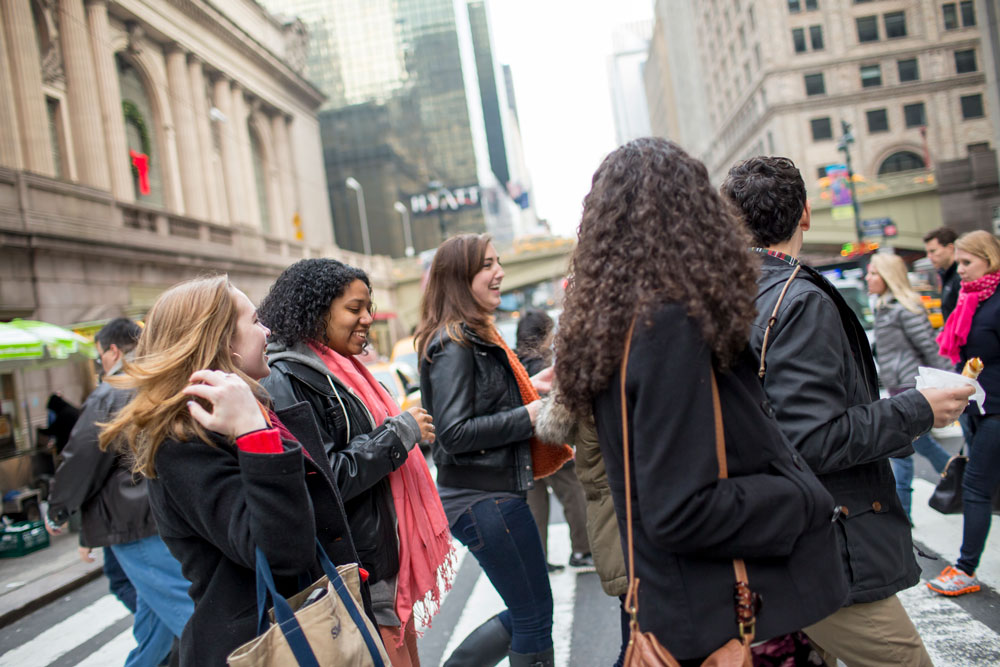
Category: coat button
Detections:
[
  {"x1": 872, "y1": 501, "x2": 882, "y2": 512},
  {"x1": 791, "y1": 454, "x2": 803, "y2": 470},
  {"x1": 840, "y1": 505, "x2": 849, "y2": 516},
  {"x1": 480, "y1": 449, "x2": 486, "y2": 454},
  {"x1": 760, "y1": 400, "x2": 775, "y2": 418}
]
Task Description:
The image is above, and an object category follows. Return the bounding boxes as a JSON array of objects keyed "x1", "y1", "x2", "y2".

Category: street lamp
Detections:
[
  {"x1": 428, "y1": 179, "x2": 447, "y2": 241},
  {"x1": 837, "y1": 120, "x2": 864, "y2": 243},
  {"x1": 345, "y1": 177, "x2": 371, "y2": 256},
  {"x1": 393, "y1": 201, "x2": 415, "y2": 257}
]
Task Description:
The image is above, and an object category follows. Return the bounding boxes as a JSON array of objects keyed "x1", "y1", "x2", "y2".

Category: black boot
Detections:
[
  {"x1": 508, "y1": 647, "x2": 555, "y2": 667},
  {"x1": 442, "y1": 614, "x2": 511, "y2": 667}
]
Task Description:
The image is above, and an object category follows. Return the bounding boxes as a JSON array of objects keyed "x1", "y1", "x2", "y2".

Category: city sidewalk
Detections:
[{"x1": 0, "y1": 529, "x2": 104, "y2": 629}]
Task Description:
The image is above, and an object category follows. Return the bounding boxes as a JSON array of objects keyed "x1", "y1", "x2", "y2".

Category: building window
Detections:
[
  {"x1": 811, "y1": 117, "x2": 833, "y2": 141},
  {"x1": 810, "y1": 25, "x2": 824, "y2": 50},
  {"x1": 879, "y1": 151, "x2": 925, "y2": 175},
  {"x1": 805, "y1": 72, "x2": 826, "y2": 95},
  {"x1": 792, "y1": 28, "x2": 807, "y2": 53},
  {"x1": 944, "y1": 2, "x2": 976, "y2": 29},
  {"x1": 884, "y1": 11, "x2": 907, "y2": 38},
  {"x1": 960, "y1": 0, "x2": 976, "y2": 26},
  {"x1": 866, "y1": 108, "x2": 889, "y2": 133},
  {"x1": 857, "y1": 16, "x2": 879, "y2": 42},
  {"x1": 860, "y1": 64, "x2": 882, "y2": 88},
  {"x1": 961, "y1": 94, "x2": 984, "y2": 119},
  {"x1": 904, "y1": 102, "x2": 926, "y2": 127},
  {"x1": 898, "y1": 58, "x2": 919, "y2": 82},
  {"x1": 968, "y1": 142, "x2": 990, "y2": 152},
  {"x1": 816, "y1": 165, "x2": 829, "y2": 180},
  {"x1": 789, "y1": 0, "x2": 801, "y2": 12},
  {"x1": 805, "y1": 0, "x2": 818, "y2": 8},
  {"x1": 955, "y1": 49, "x2": 977, "y2": 73}
]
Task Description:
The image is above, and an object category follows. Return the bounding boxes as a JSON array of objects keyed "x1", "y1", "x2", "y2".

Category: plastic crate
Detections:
[{"x1": 0, "y1": 520, "x2": 50, "y2": 558}]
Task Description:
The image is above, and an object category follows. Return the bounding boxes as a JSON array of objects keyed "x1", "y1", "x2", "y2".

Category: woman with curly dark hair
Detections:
[
  {"x1": 416, "y1": 234, "x2": 571, "y2": 667},
  {"x1": 258, "y1": 258, "x2": 453, "y2": 667},
  {"x1": 554, "y1": 138, "x2": 847, "y2": 664}
]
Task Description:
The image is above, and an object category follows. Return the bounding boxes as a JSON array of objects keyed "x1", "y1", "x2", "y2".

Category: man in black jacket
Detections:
[
  {"x1": 923, "y1": 227, "x2": 961, "y2": 322},
  {"x1": 722, "y1": 157, "x2": 973, "y2": 666},
  {"x1": 46, "y1": 319, "x2": 193, "y2": 667}
]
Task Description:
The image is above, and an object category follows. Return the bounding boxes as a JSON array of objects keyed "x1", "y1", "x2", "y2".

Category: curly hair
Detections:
[
  {"x1": 721, "y1": 156, "x2": 806, "y2": 247},
  {"x1": 554, "y1": 138, "x2": 759, "y2": 418},
  {"x1": 258, "y1": 259, "x2": 371, "y2": 347}
]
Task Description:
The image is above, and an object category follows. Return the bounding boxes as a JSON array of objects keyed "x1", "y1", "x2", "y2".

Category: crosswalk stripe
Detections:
[
  {"x1": 899, "y1": 585, "x2": 1000, "y2": 664},
  {"x1": 911, "y1": 478, "x2": 1000, "y2": 590},
  {"x1": 0, "y1": 595, "x2": 130, "y2": 667},
  {"x1": 72, "y1": 628, "x2": 135, "y2": 667}
]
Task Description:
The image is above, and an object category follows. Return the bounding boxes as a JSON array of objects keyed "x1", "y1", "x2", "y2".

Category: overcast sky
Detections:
[{"x1": 488, "y1": 0, "x2": 655, "y2": 237}]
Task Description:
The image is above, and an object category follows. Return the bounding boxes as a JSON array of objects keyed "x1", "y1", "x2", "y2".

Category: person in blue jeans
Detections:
[
  {"x1": 930, "y1": 231, "x2": 1000, "y2": 596},
  {"x1": 46, "y1": 319, "x2": 193, "y2": 666},
  {"x1": 866, "y1": 253, "x2": 954, "y2": 519},
  {"x1": 417, "y1": 235, "x2": 557, "y2": 667}
]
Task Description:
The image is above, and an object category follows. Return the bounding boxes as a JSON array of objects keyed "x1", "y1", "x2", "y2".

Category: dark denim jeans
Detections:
[
  {"x1": 450, "y1": 496, "x2": 553, "y2": 654},
  {"x1": 890, "y1": 432, "x2": 953, "y2": 518},
  {"x1": 957, "y1": 415, "x2": 1000, "y2": 575}
]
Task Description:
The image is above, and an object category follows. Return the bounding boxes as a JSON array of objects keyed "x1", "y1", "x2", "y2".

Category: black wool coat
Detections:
[
  {"x1": 147, "y1": 402, "x2": 365, "y2": 667},
  {"x1": 593, "y1": 304, "x2": 847, "y2": 661}
]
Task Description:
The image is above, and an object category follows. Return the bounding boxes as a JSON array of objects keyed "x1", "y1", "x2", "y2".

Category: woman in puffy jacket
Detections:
[
  {"x1": 417, "y1": 234, "x2": 568, "y2": 667},
  {"x1": 866, "y1": 252, "x2": 953, "y2": 520},
  {"x1": 553, "y1": 138, "x2": 847, "y2": 664}
]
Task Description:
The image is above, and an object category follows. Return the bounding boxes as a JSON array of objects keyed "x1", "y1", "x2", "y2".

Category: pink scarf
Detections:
[
  {"x1": 308, "y1": 342, "x2": 456, "y2": 634},
  {"x1": 937, "y1": 271, "x2": 1000, "y2": 363}
]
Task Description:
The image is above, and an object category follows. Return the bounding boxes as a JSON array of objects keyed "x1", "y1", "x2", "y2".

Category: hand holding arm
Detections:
[{"x1": 182, "y1": 370, "x2": 267, "y2": 438}]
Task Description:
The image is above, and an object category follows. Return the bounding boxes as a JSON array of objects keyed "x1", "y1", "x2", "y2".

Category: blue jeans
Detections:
[
  {"x1": 103, "y1": 546, "x2": 137, "y2": 614},
  {"x1": 890, "y1": 433, "x2": 953, "y2": 518},
  {"x1": 450, "y1": 496, "x2": 553, "y2": 654},
  {"x1": 111, "y1": 536, "x2": 194, "y2": 667},
  {"x1": 957, "y1": 416, "x2": 1000, "y2": 575}
]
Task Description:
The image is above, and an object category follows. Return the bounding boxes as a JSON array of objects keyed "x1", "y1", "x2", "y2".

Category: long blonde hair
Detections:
[
  {"x1": 868, "y1": 253, "x2": 924, "y2": 314},
  {"x1": 956, "y1": 230, "x2": 1000, "y2": 273},
  {"x1": 100, "y1": 275, "x2": 263, "y2": 477}
]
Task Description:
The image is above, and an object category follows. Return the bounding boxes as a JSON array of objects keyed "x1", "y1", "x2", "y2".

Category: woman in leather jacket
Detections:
[
  {"x1": 258, "y1": 259, "x2": 445, "y2": 667},
  {"x1": 416, "y1": 234, "x2": 556, "y2": 667},
  {"x1": 866, "y1": 253, "x2": 952, "y2": 519}
]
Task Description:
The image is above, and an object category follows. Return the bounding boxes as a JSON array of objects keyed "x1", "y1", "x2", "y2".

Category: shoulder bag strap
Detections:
[
  {"x1": 758, "y1": 264, "x2": 802, "y2": 379},
  {"x1": 620, "y1": 317, "x2": 756, "y2": 643}
]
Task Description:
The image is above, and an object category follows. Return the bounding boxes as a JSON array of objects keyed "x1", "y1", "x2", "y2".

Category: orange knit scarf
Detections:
[{"x1": 491, "y1": 328, "x2": 574, "y2": 479}]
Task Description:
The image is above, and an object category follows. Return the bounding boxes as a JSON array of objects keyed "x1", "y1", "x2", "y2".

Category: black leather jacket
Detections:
[
  {"x1": 262, "y1": 343, "x2": 417, "y2": 583},
  {"x1": 751, "y1": 255, "x2": 932, "y2": 604},
  {"x1": 420, "y1": 326, "x2": 535, "y2": 492},
  {"x1": 46, "y1": 381, "x2": 156, "y2": 548}
]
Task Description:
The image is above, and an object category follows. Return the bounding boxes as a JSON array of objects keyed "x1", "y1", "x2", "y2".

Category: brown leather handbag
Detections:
[{"x1": 619, "y1": 319, "x2": 755, "y2": 667}]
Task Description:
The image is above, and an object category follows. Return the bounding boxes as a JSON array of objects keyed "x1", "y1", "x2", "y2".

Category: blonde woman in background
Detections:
[{"x1": 866, "y1": 253, "x2": 953, "y2": 521}]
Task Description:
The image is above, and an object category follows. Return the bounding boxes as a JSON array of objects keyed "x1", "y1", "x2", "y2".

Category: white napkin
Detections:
[{"x1": 914, "y1": 366, "x2": 985, "y2": 414}]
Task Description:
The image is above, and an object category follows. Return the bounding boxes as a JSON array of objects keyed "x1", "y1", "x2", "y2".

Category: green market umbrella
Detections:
[{"x1": 0, "y1": 320, "x2": 96, "y2": 371}]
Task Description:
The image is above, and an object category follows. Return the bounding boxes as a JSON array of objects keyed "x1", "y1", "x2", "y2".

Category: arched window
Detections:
[
  {"x1": 249, "y1": 126, "x2": 270, "y2": 233},
  {"x1": 117, "y1": 55, "x2": 163, "y2": 207},
  {"x1": 877, "y1": 151, "x2": 926, "y2": 175}
]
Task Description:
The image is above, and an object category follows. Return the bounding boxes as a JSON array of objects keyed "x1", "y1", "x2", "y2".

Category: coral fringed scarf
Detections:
[
  {"x1": 937, "y1": 271, "x2": 1000, "y2": 363},
  {"x1": 307, "y1": 342, "x2": 456, "y2": 638},
  {"x1": 490, "y1": 328, "x2": 574, "y2": 479}
]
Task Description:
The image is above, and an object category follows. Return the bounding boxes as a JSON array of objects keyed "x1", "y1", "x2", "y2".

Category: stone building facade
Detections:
[
  {"x1": 645, "y1": 0, "x2": 998, "y2": 248},
  {"x1": 0, "y1": 0, "x2": 395, "y2": 449}
]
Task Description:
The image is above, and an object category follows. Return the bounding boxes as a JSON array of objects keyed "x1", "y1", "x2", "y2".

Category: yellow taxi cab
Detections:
[{"x1": 367, "y1": 361, "x2": 421, "y2": 412}]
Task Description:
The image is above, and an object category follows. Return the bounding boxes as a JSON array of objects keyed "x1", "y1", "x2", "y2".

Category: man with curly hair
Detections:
[{"x1": 722, "y1": 156, "x2": 972, "y2": 667}]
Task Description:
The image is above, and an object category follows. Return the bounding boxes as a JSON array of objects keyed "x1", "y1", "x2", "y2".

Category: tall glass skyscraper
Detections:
[{"x1": 262, "y1": 0, "x2": 522, "y2": 256}]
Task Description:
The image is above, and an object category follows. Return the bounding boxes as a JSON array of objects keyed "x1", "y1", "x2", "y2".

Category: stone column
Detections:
[
  {"x1": 232, "y1": 85, "x2": 260, "y2": 229},
  {"x1": 166, "y1": 46, "x2": 206, "y2": 219},
  {"x1": 147, "y1": 45, "x2": 184, "y2": 214},
  {"x1": 271, "y1": 114, "x2": 296, "y2": 231},
  {"x1": 0, "y1": 3, "x2": 24, "y2": 168},
  {"x1": 4, "y1": 0, "x2": 55, "y2": 175},
  {"x1": 213, "y1": 75, "x2": 243, "y2": 223},
  {"x1": 188, "y1": 57, "x2": 221, "y2": 221},
  {"x1": 258, "y1": 112, "x2": 285, "y2": 234},
  {"x1": 86, "y1": 0, "x2": 131, "y2": 200},
  {"x1": 59, "y1": 0, "x2": 109, "y2": 189}
]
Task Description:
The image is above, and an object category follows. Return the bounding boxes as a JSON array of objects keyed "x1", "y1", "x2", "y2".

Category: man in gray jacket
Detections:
[
  {"x1": 46, "y1": 318, "x2": 192, "y2": 667},
  {"x1": 722, "y1": 157, "x2": 972, "y2": 666}
]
